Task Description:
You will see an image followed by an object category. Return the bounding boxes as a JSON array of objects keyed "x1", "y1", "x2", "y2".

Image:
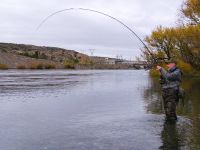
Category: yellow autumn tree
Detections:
[
  {"x1": 143, "y1": 26, "x2": 177, "y2": 63},
  {"x1": 181, "y1": 0, "x2": 200, "y2": 25},
  {"x1": 142, "y1": 0, "x2": 200, "y2": 75}
]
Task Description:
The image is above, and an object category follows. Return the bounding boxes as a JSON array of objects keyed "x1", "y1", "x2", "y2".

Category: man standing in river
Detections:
[{"x1": 157, "y1": 60, "x2": 182, "y2": 121}]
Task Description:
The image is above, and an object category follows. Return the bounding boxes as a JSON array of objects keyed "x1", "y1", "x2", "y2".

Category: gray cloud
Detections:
[{"x1": 0, "y1": 0, "x2": 183, "y2": 59}]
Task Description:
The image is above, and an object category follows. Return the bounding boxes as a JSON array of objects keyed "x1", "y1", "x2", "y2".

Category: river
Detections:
[{"x1": 0, "y1": 70, "x2": 199, "y2": 150}]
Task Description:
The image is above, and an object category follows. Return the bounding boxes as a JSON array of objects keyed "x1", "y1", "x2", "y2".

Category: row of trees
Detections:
[{"x1": 142, "y1": 0, "x2": 200, "y2": 72}]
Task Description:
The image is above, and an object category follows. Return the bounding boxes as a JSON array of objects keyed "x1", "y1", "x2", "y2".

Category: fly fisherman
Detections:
[{"x1": 156, "y1": 60, "x2": 182, "y2": 121}]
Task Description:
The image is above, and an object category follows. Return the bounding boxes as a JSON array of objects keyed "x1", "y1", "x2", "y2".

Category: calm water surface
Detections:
[{"x1": 0, "y1": 70, "x2": 199, "y2": 150}]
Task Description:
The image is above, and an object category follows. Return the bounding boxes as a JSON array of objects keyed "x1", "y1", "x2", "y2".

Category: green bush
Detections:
[
  {"x1": 64, "y1": 59, "x2": 78, "y2": 69},
  {"x1": 19, "y1": 51, "x2": 40, "y2": 59},
  {"x1": 149, "y1": 69, "x2": 160, "y2": 77}
]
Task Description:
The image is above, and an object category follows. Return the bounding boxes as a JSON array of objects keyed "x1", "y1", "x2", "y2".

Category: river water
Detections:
[{"x1": 0, "y1": 70, "x2": 199, "y2": 150}]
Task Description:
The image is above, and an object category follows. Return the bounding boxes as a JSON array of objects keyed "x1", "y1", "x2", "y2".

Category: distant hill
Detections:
[
  {"x1": 0, "y1": 42, "x2": 146, "y2": 70},
  {"x1": 0, "y1": 43, "x2": 90, "y2": 69}
]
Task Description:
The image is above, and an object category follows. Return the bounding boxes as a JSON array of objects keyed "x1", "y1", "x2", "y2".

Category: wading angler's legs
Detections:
[{"x1": 162, "y1": 88, "x2": 178, "y2": 121}]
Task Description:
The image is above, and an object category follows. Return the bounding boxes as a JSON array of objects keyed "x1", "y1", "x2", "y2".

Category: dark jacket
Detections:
[{"x1": 160, "y1": 67, "x2": 182, "y2": 89}]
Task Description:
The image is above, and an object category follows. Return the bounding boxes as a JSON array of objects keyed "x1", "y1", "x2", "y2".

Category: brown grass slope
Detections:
[{"x1": 0, "y1": 42, "x2": 89, "y2": 69}]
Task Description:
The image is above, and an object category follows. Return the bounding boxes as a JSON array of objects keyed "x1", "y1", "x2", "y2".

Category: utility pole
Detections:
[{"x1": 89, "y1": 49, "x2": 95, "y2": 57}]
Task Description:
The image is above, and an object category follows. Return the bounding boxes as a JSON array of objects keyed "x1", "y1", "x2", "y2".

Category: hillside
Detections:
[{"x1": 0, "y1": 43, "x2": 90, "y2": 69}]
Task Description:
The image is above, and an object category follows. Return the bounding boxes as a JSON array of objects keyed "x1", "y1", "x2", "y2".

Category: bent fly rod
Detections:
[{"x1": 36, "y1": 8, "x2": 155, "y2": 61}]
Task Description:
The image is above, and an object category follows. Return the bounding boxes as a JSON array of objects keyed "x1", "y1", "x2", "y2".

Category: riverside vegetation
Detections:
[
  {"x1": 142, "y1": 0, "x2": 200, "y2": 77},
  {"x1": 0, "y1": 63, "x2": 8, "y2": 70}
]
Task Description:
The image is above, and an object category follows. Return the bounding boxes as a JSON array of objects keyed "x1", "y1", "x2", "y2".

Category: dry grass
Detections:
[
  {"x1": 64, "y1": 60, "x2": 77, "y2": 69},
  {"x1": 44, "y1": 64, "x2": 56, "y2": 69},
  {"x1": 0, "y1": 63, "x2": 8, "y2": 70},
  {"x1": 28, "y1": 63, "x2": 43, "y2": 69},
  {"x1": 17, "y1": 64, "x2": 26, "y2": 69},
  {"x1": 24, "y1": 62, "x2": 56, "y2": 69}
]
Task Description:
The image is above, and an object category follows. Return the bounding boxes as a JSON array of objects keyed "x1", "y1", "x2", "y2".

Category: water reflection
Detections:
[
  {"x1": 160, "y1": 120, "x2": 191, "y2": 150},
  {"x1": 160, "y1": 121, "x2": 181, "y2": 150},
  {"x1": 145, "y1": 76, "x2": 200, "y2": 149},
  {"x1": 0, "y1": 70, "x2": 200, "y2": 150},
  {"x1": 0, "y1": 70, "x2": 93, "y2": 99},
  {"x1": 143, "y1": 77, "x2": 163, "y2": 114}
]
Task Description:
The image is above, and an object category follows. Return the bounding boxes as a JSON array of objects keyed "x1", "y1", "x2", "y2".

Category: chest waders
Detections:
[
  {"x1": 160, "y1": 67, "x2": 183, "y2": 121},
  {"x1": 162, "y1": 88, "x2": 179, "y2": 121}
]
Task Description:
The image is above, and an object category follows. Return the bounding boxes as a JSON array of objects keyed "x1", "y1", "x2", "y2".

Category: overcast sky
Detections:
[{"x1": 0, "y1": 0, "x2": 183, "y2": 59}]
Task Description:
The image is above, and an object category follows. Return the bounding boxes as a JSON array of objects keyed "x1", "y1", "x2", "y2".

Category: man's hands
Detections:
[{"x1": 156, "y1": 65, "x2": 162, "y2": 71}]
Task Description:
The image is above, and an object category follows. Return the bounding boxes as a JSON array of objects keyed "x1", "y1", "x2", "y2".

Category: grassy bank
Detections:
[
  {"x1": 0, "y1": 63, "x2": 8, "y2": 70},
  {"x1": 16, "y1": 63, "x2": 56, "y2": 70}
]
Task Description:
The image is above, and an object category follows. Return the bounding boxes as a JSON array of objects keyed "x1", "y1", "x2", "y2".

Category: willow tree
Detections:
[
  {"x1": 142, "y1": 26, "x2": 176, "y2": 64},
  {"x1": 175, "y1": 25, "x2": 200, "y2": 68},
  {"x1": 142, "y1": 0, "x2": 200, "y2": 71},
  {"x1": 180, "y1": 0, "x2": 200, "y2": 25}
]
